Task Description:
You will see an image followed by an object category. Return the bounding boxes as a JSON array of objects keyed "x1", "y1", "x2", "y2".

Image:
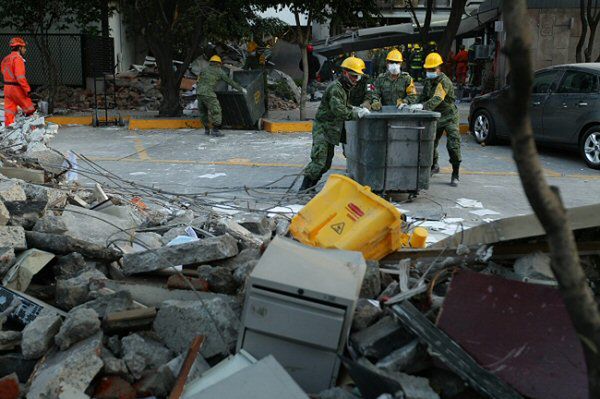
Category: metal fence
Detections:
[{"x1": 0, "y1": 33, "x2": 114, "y2": 87}]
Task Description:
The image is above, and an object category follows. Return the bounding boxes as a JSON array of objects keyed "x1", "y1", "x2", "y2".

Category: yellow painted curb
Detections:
[
  {"x1": 46, "y1": 115, "x2": 131, "y2": 126},
  {"x1": 263, "y1": 119, "x2": 312, "y2": 133},
  {"x1": 129, "y1": 118, "x2": 202, "y2": 130}
]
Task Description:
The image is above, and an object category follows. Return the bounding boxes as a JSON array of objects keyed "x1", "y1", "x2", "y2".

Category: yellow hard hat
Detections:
[
  {"x1": 209, "y1": 55, "x2": 222, "y2": 63},
  {"x1": 414, "y1": 43, "x2": 421, "y2": 50},
  {"x1": 247, "y1": 41, "x2": 258, "y2": 53},
  {"x1": 423, "y1": 52, "x2": 443, "y2": 69},
  {"x1": 386, "y1": 49, "x2": 403, "y2": 62},
  {"x1": 408, "y1": 43, "x2": 413, "y2": 49},
  {"x1": 341, "y1": 56, "x2": 365, "y2": 75},
  {"x1": 429, "y1": 41, "x2": 436, "y2": 46}
]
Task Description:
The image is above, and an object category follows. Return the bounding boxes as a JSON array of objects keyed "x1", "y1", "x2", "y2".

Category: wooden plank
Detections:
[
  {"x1": 168, "y1": 336, "x2": 205, "y2": 399},
  {"x1": 391, "y1": 301, "x2": 523, "y2": 399}
]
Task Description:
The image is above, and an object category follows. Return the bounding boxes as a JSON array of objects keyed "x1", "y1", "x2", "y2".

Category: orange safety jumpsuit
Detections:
[
  {"x1": 1, "y1": 51, "x2": 35, "y2": 126},
  {"x1": 453, "y1": 50, "x2": 469, "y2": 85}
]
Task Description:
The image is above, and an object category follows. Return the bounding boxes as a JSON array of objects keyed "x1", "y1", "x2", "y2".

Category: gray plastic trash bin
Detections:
[
  {"x1": 345, "y1": 105, "x2": 440, "y2": 195},
  {"x1": 216, "y1": 70, "x2": 265, "y2": 128}
]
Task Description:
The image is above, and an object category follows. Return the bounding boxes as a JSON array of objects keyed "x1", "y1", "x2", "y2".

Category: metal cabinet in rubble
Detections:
[{"x1": 237, "y1": 237, "x2": 366, "y2": 394}]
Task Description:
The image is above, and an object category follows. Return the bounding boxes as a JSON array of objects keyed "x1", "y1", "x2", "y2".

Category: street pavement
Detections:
[{"x1": 50, "y1": 124, "x2": 600, "y2": 243}]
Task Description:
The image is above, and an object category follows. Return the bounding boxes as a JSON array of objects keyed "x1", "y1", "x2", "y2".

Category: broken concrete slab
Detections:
[
  {"x1": 169, "y1": 210, "x2": 195, "y2": 226},
  {"x1": 132, "y1": 232, "x2": 163, "y2": 252},
  {"x1": 2, "y1": 248, "x2": 54, "y2": 291},
  {"x1": 232, "y1": 260, "x2": 257, "y2": 285},
  {"x1": 32, "y1": 215, "x2": 68, "y2": 234},
  {"x1": 197, "y1": 265, "x2": 238, "y2": 295},
  {"x1": 101, "y1": 348, "x2": 129, "y2": 376},
  {"x1": 58, "y1": 205, "x2": 135, "y2": 247},
  {"x1": 55, "y1": 308, "x2": 101, "y2": 350},
  {"x1": 0, "y1": 247, "x2": 16, "y2": 277},
  {"x1": 121, "y1": 234, "x2": 238, "y2": 275},
  {"x1": 26, "y1": 332, "x2": 103, "y2": 399},
  {"x1": 375, "y1": 339, "x2": 431, "y2": 375},
  {"x1": 72, "y1": 290, "x2": 135, "y2": 319},
  {"x1": 25, "y1": 231, "x2": 122, "y2": 262},
  {"x1": 0, "y1": 226, "x2": 26, "y2": 250},
  {"x1": 55, "y1": 269, "x2": 107, "y2": 309},
  {"x1": 351, "y1": 316, "x2": 414, "y2": 360},
  {"x1": 0, "y1": 180, "x2": 27, "y2": 202},
  {"x1": 121, "y1": 333, "x2": 174, "y2": 379},
  {"x1": 4, "y1": 200, "x2": 47, "y2": 229},
  {"x1": 89, "y1": 279, "x2": 238, "y2": 308},
  {"x1": 360, "y1": 261, "x2": 381, "y2": 299},
  {"x1": 21, "y1": 313, "x2": 63, "y2": 359},
  {"x1": 0, "y1": 330, "x2": 21, "y2": 350},
  {"x1": 153, "y1": 298, "x2": 240, "y2": 358},
  {"x1": 352, "y1": 298, "x2": 383, "y2": 332},
  {"x1": 216, "y1": 219, "x2": 265, "y2": 248},
  {"x1": 18, "y1": 181, "x2": 67, "y2": 209},
  {"x1": 53, "y1": 252, "x2": 88, "y2": 279},
  {"x1": 161, "y1": 226, "x2": 189, "y2": 244},
  {"x1": 233, "y1": 212, "x2": 275, "y2": 236},
  {"x1": 0, "y1": 200, "x2": 10, "y2": 226}
]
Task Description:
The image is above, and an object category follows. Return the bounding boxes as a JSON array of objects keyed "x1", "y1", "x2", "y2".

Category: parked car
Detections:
[{"x1": 469, "y1": 63, "x2": 600, "y2": 169}]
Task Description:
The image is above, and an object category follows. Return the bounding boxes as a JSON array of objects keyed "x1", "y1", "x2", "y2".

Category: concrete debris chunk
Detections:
[
  {"x1": 101, "y1": 348, "x2": 129, "y2": 376},
  {"x1": 72, "y1": 290, "x2": 135, "y2": 319},
  {"x1": 53, "y1": 252, "x2": 88, "y2": 279},
  {"x1": 59, "y1": 205, "x2": 135, "y2": 247},
  {"x1": 121, "y1": 333, "x2": 174, "y2": 379},
  {"x1": 2, "y1": 248, "x2": 55, "y2": 291},
  {"x1": 161, "y1": 226, "x2": 189, "y2": 244},
  {"x1": 513, "y1": 252, "x2": 555, "y2": 282},
  {"x1": 166, "y1": 274, "x2": 209, "y2": 291},
  {"x1": 360, "y1": 260, "x2": 382, "y2": 298},
  {"x1": 197, "y1": 265, "x2": 238, "y2": 294},
  {"x1": 0, "y1": 180, "x2": 27, "y2": 202},
  {"x1": 351, "y1": 316, "x2": 414, "y2": 360},
  {"x1": 0, "y1": 200, "x2": 10, "y2": 226},
  {"x1": 33, "y1": 215, "x2": 68, "y2": 234},
  {"x1": 169, "y1": 210, "x2": 195, "y2": 225},
  {"x1": 18, "y1": 181, "x2": 68, "y2": 209},
  {"x1": 0, "y1": 247, "x2": 16, "y2": 277},
  {"x1": 0, "y1": 226, "x2": 27, "y2": 250},
  {"x1": 21, "y1": 313, "x2": 63, "y2": 359},
  {"x1": 55, "y1": 308, "x2": 101, "y2": 351},
  {"x1": 214, "y1": 247, "x2": 261, "y2": 270},
  {"x1": 26, "y1": 332, "x2": 103, "y2": 399},
  {"x1": 153, "y1": 298, "x2": 240, "y2": 357},
  {"x1": 56, "y1": 269, "x2": 106, "y2": 309},
  {"x1": 376, "y1": 339, "x2": 432, "y2": 375},
  {"x1": 121, "y1": 234, "x2": 238, "y2": 275},
  {"x1": 352, "y1": 298, "x2": 383, "y2": 332},
  {"x1": 0, "y1": 330, "x2": 21, "y2": 350},
  {"x1": 232, "y1": 212, "x2": 275, "y2": 236}
]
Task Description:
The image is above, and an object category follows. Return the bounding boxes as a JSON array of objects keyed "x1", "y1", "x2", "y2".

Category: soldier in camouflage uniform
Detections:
[
  {"x1": 412, "y1": 52, "x2": 461, "y2": 186},
  {"x1": 300, "y1": 56, "x2": 371, "y2": 191},
  {"x1": 371, "y1": 49, "x2": 417, "y2": 110},
  {"x1": 197, "y1": 55, "x2": 246, "y2": 137}
]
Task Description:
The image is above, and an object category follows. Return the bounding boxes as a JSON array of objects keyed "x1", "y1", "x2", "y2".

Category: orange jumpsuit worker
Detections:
[
  {"x1": 1, "y1": 37, "x2": 35, "y2": 126},
  {"x1": 453, "y1": 45, "x2": 469, "y2": 86}
]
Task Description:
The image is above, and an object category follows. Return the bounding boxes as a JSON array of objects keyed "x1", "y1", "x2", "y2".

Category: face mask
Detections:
[
  {"x1": 426, "y1": 71, "x2": 438, "y2": 79},
  {"x1": 387, "y1": 63, "x2": 401, "y2": 75}
]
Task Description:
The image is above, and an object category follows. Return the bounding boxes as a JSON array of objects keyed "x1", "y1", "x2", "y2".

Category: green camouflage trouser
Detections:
[
  {"x1": 433, "y1": 113, "x2": 462, "y2": 167},
  {"x1": 198, "y1": 95, "x2": 222, "y2": 127},
  {"x1": 304, "y1": 137, "x2": 335, "y2": 182}
]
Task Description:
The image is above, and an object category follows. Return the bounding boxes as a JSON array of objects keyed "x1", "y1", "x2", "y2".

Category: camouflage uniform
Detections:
[
  {"x1": 304, "y1": 79, "x2": 358, "y2": 182},
  {"x1": 196, "y1": 64, "x2": 244, "y2": 127},
  {"x1": 418, "y1": 72, "x2": 461, "y2": 167},
  {"x1": 372, "y1": 72, "x2": 418, "y2": 106}
]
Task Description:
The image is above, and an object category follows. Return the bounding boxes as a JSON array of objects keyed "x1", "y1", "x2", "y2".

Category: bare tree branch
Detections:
[{"x1": 500, "y1": 0, "x2": 600, "y2": 395}]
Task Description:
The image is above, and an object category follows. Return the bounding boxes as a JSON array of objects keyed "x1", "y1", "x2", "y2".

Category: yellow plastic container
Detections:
[{"x1": 290, "y1": 174, "x2": 404, "y2": 260}]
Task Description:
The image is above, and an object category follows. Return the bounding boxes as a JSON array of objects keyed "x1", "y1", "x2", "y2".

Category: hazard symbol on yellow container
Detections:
[{"x1": 290, "y1": 174, "x2": 425, "y2": 260}]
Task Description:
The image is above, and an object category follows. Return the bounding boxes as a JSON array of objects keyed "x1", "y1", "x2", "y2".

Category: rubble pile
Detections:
[{"x1": 0, "y1": 115, "x2": 58, "y2": 158}]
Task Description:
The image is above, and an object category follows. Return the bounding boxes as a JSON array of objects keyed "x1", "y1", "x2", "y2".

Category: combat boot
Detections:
[
  {"x1": 299, "y1": 176, "x2": 317, "y2": 192},
  {"x1": 431, "y1": 163, "x2": 440, "y2": 175},
  {"x1": 204, "y1": 127, "x2": 211, "y2": 135},
  {"x1": 450, "y1": 164, "x2": 460, "y2": 187},
  {"x1": 210, "y1": 128, "x2": 224, "y2": 137}
]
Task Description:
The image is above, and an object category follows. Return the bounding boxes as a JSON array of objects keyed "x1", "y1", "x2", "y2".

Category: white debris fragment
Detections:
[
  {"x1": 456, "y1": 198, "x2": 484, "y2": 209},
  {"x1": 0, "y1": 114, "x2": 58, "y2": 156},
  {"x1": 470, "y1": 209, "x2": 501, "y2": 216},
  {"x1": 198, "y1": 173, "x2": 227, "y2": 179},
  {"x1": 267, "y1": 204, "x2": 304, "y2": 217}
]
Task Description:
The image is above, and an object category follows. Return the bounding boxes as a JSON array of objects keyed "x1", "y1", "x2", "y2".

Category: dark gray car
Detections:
[{"x1": 469, "y1": 63, "x2": 600, "y2": 169}]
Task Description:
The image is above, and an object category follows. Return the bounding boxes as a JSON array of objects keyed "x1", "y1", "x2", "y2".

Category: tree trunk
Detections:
[
  {"x1": 422, "y1": 0, "x2": 434, "y2": 44},
  {"x1": 299, "y1": 45, "x2": 309, "y2": 120},
  {"x1": 438, "y1": 0, "x2": 468, "y2": 60},
  {"x1": 576, "y1": 0, "x2": 588, "y2": 63},
  {"x1": 32, "y1": 34, "x2": 60, "y2": 113},
  {"x1": 500, "y1": 1, "x2": 600, "y2": 396},
  {"x1": 155, "y1": 48, "x2": 183, "y2": 117},
  {"x1": 584, "y1": 0, "x2": 599, "y2": 62}
]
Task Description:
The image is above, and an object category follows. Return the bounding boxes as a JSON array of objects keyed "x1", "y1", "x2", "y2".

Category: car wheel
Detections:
[
  {"x1": 471, "y1": 109, "x2": 496, "y2": 145},
  {"x1": 580, "y1": 127, "x2": 600, "y2": 170}
]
